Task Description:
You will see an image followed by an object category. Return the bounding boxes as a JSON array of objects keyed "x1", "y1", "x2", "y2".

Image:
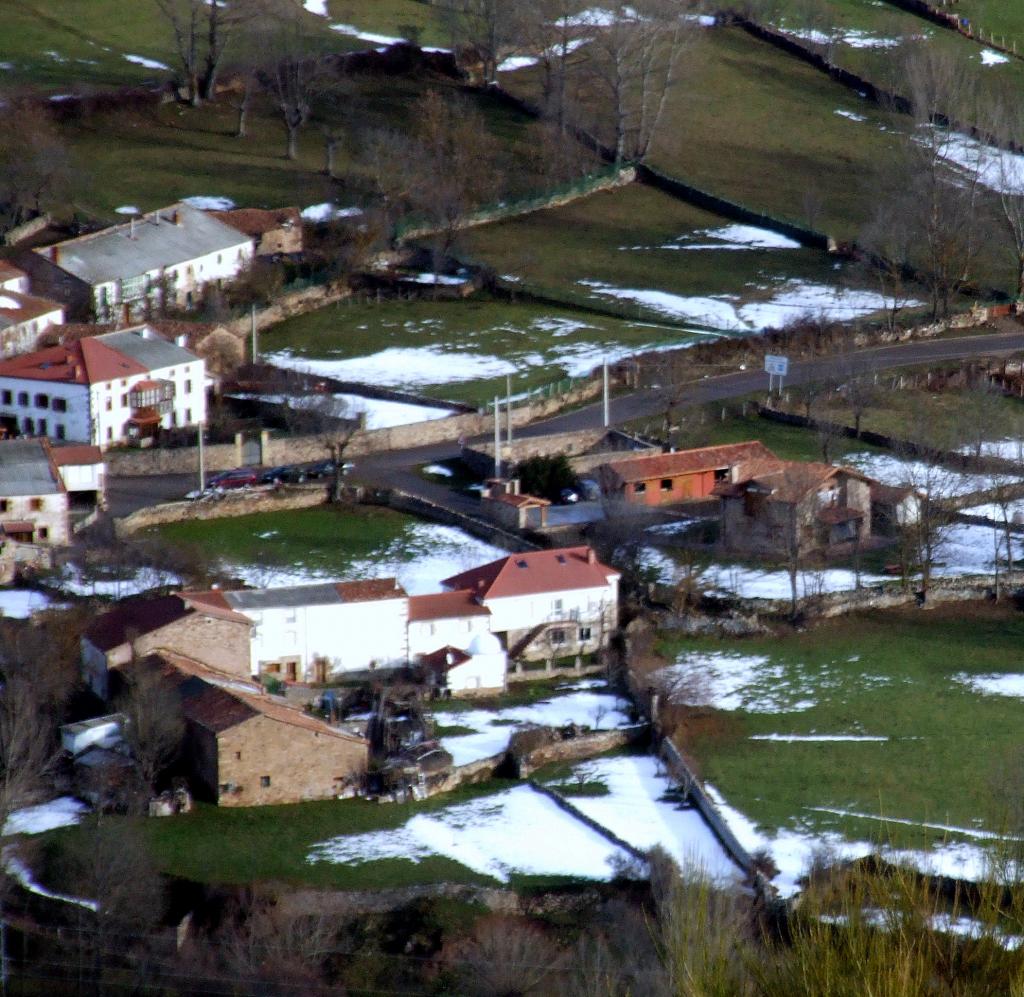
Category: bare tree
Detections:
[
  {"x1": 154, "y1": 0, "x2": 257, "y2": 104},
  {"x1": 584, "y1": 0, "x2": 700, "y2": 164},
  {"x1": 441, "y1": 0, "x2": 527, "y2": 85},
  {"x1": 116, "y1": 662, "x2": 184, "y2": 798},
  {"x1": 0, "y1": 102, "x2": 70, "y2": 234}
]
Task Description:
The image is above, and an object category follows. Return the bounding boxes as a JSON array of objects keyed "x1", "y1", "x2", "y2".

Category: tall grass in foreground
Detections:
[{"x1": 647, "y1": 842, "x2": 1024, "y2": 997}]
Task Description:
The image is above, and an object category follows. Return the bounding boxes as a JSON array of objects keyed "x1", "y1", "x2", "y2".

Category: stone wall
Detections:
[
  {"x1": 109, "y1": 378, "x2": 604, "y2": 478},
  {"x1": 513, "y1": 725, "x2": 647, "y2": 778},
  {"x1": 215, "y1": 714, "x2": 367, "y2": 807},
  {"x1": 223, "y1": 280, "x2": 353, "y2": 338},
  {"x1": 463, "y1": 428, "x2": 656, "y2": 478},
  {"x1": 115, "y1": 485, "x2": 327, "y2": 536}
]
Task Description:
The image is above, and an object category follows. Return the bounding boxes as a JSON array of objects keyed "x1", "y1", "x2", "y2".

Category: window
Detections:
[
  {"x1": 660, "y1": 478, "x2": 673, "y2": 492},
  {"x1": 185, "y1": 379, "x2": 192, "y2": 393},
  {"x1": 38, "y1": 419, "x2": 46, "y2": 435},
  {"x1": 553, "y1": 598, "x2": 563, "y2": 614},
  {"x1": 55, "y1": 424, "x2": 65, "y2": 440},
  {"x1": 33, "y1": 394, "x2": 48, "y2": 409},
  {"x1": 219, "y1": 783, "x2": 231, "y2": 794},
  {"x1": 260, "y1": 775, "x2": 271, "y2": 788},
  {"x1": 185, "y1": 408, "x2": 192, "y2": 423},
  {"x1": 1, "y1": 391, "x2": 9, "y2": 405},
  {"x1": 16, "y1": 392, "x2": 27, "y2": 406},
  {"x1": 120, "y1": 394, "x2": 128, "y2": 407},
  {"x1": 0, "y1": 501, "x2": 9, "y2": 513},
  {"x1": 235, "y1": 751, "x2": 242, "y2": 761},
  {"x1": 52, "y1": 398, "x2": 66, "y2": 412},
  {"x1": 38, "y1": 527, "x2": 48, "y2": 541},
  {"x1": 22, "y1": 418, "x2": 33, "y2": 434},
  {"x1": 105, "y1": 399, "x2": 112, "y2": 412},
  {"x1": 29, "y1": 498, "x2": 42, "y2": 511},
  {"x1": 550, "y1": 629, "x2": 566, "y2": 646},
  {"x1": 579, "y1": 626, "x2": 592, "y2": 642},
  {"x1": 634, "y1": 481, "x2": 646, "y2": 494},
  {"x1": 284, "y1": 609, "x2": 296, "y2": 624},
  {"x1": 106, "y1": 427, "x2": 113, "y2": 441}
]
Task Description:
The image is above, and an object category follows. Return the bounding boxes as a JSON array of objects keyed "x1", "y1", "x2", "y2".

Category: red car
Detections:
[{"x1": 208, "y1": 468, "x2": 258, "y2": 490}]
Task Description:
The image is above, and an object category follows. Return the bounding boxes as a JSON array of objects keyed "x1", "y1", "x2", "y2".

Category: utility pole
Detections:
[
  {"x1": 506, "y1": 373, "x2": 513, "y2": 447},
  {"x1": 493, "y1": 396, "x2": 501, "y2": 478},
  {"x1": 251, "y1": 304, "x2": 258, "y2": 362},
  {"x1": 198, "y1": 421, "x2": 206, "y2": 491},
  {"x1": 603, "y1": 360, "x2": 610, "y2": 428}
]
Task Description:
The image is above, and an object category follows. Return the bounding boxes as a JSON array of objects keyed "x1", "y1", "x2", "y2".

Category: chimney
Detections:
[
  {"x1": 171, "y1": 210, "x2": 181, "y2": 226},
  {"x1": 153, "y1": 209, "x2": 160, "y2": 225},
  {"x1": 49, "y1": 245, "x2": 60, "y2": 264},
  {"x1": 129, "y1": 217, "x2": 135, "y2": 240},
  {"x1": 586, "y1": 548, "x2": 596, "y2": 564}
]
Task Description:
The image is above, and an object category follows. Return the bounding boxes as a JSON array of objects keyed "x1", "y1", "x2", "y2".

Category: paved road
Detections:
[{"x1": 107, "y1": 329, "x2": 1024, "y2": 517}]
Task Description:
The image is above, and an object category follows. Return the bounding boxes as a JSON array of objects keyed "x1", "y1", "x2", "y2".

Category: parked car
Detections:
[
  {"x1": 559, "y1": 488, "x2": 580, "y2": 504},
  {"x1": 258, "y1": 465, "x2": 293, "y2": 485},
  {"x1": 209, "y1": 468, "x2": 258, "y2": 490}
]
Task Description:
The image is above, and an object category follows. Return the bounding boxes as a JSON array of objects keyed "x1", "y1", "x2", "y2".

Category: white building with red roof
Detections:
[
  {"x1": 442, "y1": 546, "x2": 620, "y2": 664},
  {"x1": 0, "y1": 324, "x2": 205, "y2": 447}
]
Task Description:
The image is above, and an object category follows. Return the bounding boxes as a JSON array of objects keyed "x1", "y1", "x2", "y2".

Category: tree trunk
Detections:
[
  {"x1": 286, "y1": 124, "x2": 299, "y2": 161},
  {"x1": 236, "y1": 87, "x2": 251, "y2": 139}
]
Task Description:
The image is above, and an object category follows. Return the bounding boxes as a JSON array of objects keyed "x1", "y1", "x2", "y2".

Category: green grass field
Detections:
[
  {"x1": 61, "y1": 75, "x2": 554, "y2": 222},
  {"x1": 0, "y1": 0, "x2": 447, "y2": 92},
  {"x1": 152, "y1": 504, "x2": 501, "y2": 588},
  {"x1": 260, "y1": 291, "x2": 708, "y2": 405},
  {"x1": 43, "y1": 780, "x2": 517, "y2": 889},
  {"x1": 660, "y1": 605, "x2": 1024, "y2": 851}
]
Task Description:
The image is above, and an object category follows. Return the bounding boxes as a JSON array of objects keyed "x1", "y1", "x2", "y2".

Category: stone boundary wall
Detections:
[
  {"x1": 513, "y1": 725, "x2": 647, "y2": 778},
  {"x1": 425, "y1": 751, "x2": 507, "y2": 798},
  {"x1": 528, "y1": 780, "x2": 648, "y2": 861},
  {"x1": 463, "y1": 428, "x2": 655, "y2": 478},
  {"x1": 114, "y1": 486, "x2": 327, "y2": 537},
  {"x1": 224, "y1": 280, "x2": 353, "y2": 339},
  {"x1": 398, "y1": 166, "x2": 636, "y2": 243},
  {"x1": 108, "y1": 378, "x2": 604, "y2": 477}
]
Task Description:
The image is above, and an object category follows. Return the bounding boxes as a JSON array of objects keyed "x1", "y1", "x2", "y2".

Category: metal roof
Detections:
[
  {"x1": 0, "y1": 439, "x2": 61, "y2": 496},
  {"x1": 224, "y1": 583, "x2": 345, "y2": 611},
  {"x1": 97, "y1": 328, "x2": 197, "y2": 370},
  {"x1": 35, "y1": 203, "x2": 251, "y2": 287}
]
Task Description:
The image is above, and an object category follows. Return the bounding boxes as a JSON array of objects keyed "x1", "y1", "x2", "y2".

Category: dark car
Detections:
[
  {"x1": 304, "y1": 459, "x2": 336, "y2": 480},
  {"x1": 209, "y1": 468, "x2": 258, "y2": 490},
  {"x1": 258, "y1": 465, "x2": 293, "y2": 485}
]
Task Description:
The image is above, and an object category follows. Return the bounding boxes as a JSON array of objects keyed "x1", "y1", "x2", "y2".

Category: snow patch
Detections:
[
  {"x1": 301, "y1": 202, "x2": 363, "y2": 222},
  {"x1": 4, "y1": 797, "x2": 88, "y2": 836},
  {"x1": 183, "y1": 195, "x2": 235, "y2": 211},
  {"x1": 423, "y1": 464, "x2": 454, "y2": 478},
  {"x1": 303, "y1": 0, "x2": 328, "y2": 15},
  {"x1": 954, "y1": 672, "x2": 1024, "y2": 699},
  {"x1": 330, "y1": 23, "x2": 406, "y2": 46},
  {"x1": 5, "y1": 851, "x2": 97, "y2": 910},
  {"x1": 980, "y1": 49, "x2": 1010, "y2": 66},
  {"x1": 751, "y1": 733, "x2": 888, "y2": 742},
  {"x1": 114, "y1": 205, "x2": 140, "y2": 215},
  {"x1": 123, "y1": 54, "x2": 169, "y2": 70},
  {"x1": 308, "y1": 784, "x2": 634, "y2": 882}
]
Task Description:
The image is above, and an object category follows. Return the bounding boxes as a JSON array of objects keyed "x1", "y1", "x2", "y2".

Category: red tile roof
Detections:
[
  {"x1": 334, "y1": 578, "x2": 407, "y2": 602},
  {"x1": 0, "y1": 289, "x2": 62, "y2": 326},
  {"x1": 210, "y1": 207, "x2": 300, "y2": 237},
  {"x1": 0, "y1": 337, "x2": 146, "y2": 385},
  {"x1": 420, "y1": 645, "x2": 472, "y2": 673},
  {"x1": 177, "y1": 589, "x2": 253, "y2": 625},
  {"x1": 714, "y1": 459, "x2": 871, "y2": 505},
  {"x1": 442, "y1": 546, "x2": 618, "y2": 601},
  {"x1": 604, "y1": 441, "x2": 777, "y2": 485},
  {"x1": 407, "y1": 589, "x2": 491, "y2": 623},
  {"x1": 50, "y1": 445, "x2": 103, "y2": 466}
]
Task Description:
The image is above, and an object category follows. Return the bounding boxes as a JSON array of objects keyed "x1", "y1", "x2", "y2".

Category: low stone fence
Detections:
[
  {"x1": 109, "y1": 378, "x2": 604, "y2": 478},
  {"x1": 224, "y1": 279, "x2": 353, "y2": 339},
  {"x1": 513, "y1": 725, "x2": 648, "y2": 778},
  {"x1": 424, "y1": 750, "x2": 507, "y2": 798},
  {"x1": 114, "y1": 485, "x2": 327, "y2": 537},
  {"x1": 463, "y1": 428, "x2": 655, "y2": 478},
  {"x1": 529, "y1": 780, "x2": 647, "y2": 861}
]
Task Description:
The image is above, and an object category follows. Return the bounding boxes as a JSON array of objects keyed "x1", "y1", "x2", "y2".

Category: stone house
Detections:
[
  {"x1": 25, "y1": 203, "x2": 254, "y2": 322},
  {"x1": 172, "y1": 670, "x2": 368, "y2": 807},
  {"x1": 442, "y1": 547, "x2": 620, "y2": 664},
  {"x1": 0, "y1": 437, "x2": 71, "y2": 547},
  {"x1": 599, "y1": 441, "x2": 777, "y2": 507},
  {"x1": 81, "y1": 593, "x2": 253, "y2": 700},
  {"x1": 715, "y1": 458, "x2": 874, "y2": 558},
  {"x1": 481, "y1": 482, "x2": 551, "y2": 530},
  {"x1": 210, "y1": 207, "x2": 303, "y2": 257}
]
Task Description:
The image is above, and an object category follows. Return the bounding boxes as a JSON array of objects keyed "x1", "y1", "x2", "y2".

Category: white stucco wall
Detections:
[
  {"x1": 482, "y1": 581, "x2": 619, "y2": 635},
  {"x1": 447, "y1": 651, "x2": 507, "y2": 693},
  {"x1": 408, "y1": 614, "x2": 491, "y2": 658}
]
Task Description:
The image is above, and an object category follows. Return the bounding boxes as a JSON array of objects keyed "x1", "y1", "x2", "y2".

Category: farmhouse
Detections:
[
  {"x1": 26, "y1": 203, "x2": 254, "y2": 322},
  {"x1": 81, "y1": 593, "x2": 253, "y2": 700},
  {"x1": 442, "y1": 547, "x2": 619, "y2": 664},
  {"x1": 171, "y1": 669, "x2": 368, "y2": 807},
  {"x1": 0, "y1": 437, "x2": 70, "y2": 547},
  {"x1": 210, "y1": 206, "x2": 303, "y2": 257},
  {"x1": 715, "y1": 458, "x2": 874, "y2": 558},
  {"x1": 0, "y1": 289, "x2": 65, "y2": 358},
  {"x1": 181, "y1": 578, "x2": 410, "y2": 683},
  {"x1": 50, "y1": 443, "x2": 105, "y2": 513},
  {"x1": 599, "y1": 441, "x2": 777, "y2": 507},
  {"x1": 0, "y1": 325, "x2": 206, "y2": 448}
]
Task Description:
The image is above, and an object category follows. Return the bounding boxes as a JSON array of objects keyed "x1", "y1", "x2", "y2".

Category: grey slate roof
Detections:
[
  {"x1": 0, "y1": 439, "x2": 61, "y2": 497},
  {"x1": 224, "y1": 584, "x2": 345, "y2": 611},
  {"x1": 98, "y1": 328, "x2": 198, "y2": 370},
  {"x1": 34, "y1": 203, "x2": 251, "y2": 287}
]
